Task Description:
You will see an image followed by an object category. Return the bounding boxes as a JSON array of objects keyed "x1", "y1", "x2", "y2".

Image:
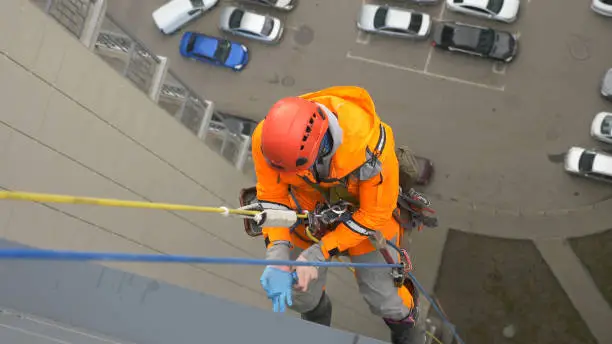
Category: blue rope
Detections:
[
  {"x1": 0, "y1": 247, "x2": 465, "y2": 344},
  {"x1": 386, "y1": 241, "x2": 465, "y2": 344},
  {"x1": 0, "y1": 249, "x2": 401, "y2": 269}
]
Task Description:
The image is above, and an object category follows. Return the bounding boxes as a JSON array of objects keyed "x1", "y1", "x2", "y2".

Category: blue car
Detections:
[{"x1": 179, "y1": 31, "x2": 249, "y2": 71}]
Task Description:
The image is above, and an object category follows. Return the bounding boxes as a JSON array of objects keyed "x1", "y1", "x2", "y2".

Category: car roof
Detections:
[
  {"x1": 592, "y1": 151, "x2": 612, "y2": 174},
  {"x1": 385, "y1": 8, "x2": 414, "y2": 29},
  {"x1": 443, "y1": 23, "x2": 482, "y2": 47},
  {"x1": 193, "y1": 34, "x2": 218, "y2": 57},
  {"x1": 239, "y1": 10, "x2": 266, "y2": 32}
]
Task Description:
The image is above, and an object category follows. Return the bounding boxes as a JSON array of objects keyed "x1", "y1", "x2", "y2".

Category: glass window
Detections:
[
  {"x1": 373, "y1": 7, "x2": 388, "y2": 29},
  {"x1": 186, "y1": 35, "x2": 197, "y2": 53},
  {"x1": 408, "y1": 14, "x2": 423, "y2": 33},
  {"x1": 463, "y1": 5, "x2": 490, "y2": 14},
  {"x1": 261, "y1": 18, "x2": 274, "y2": 36},
  {"x1": 476, "y1": 29, "x2": 495, "y2": 54},
  {"x1": 190, "y1": 0, "x2": 204, "y2": 7},
  {"x1": 228, "y1": 9, "x2": 244, "y2": 29},
  {"x1": 193, "y1": 52, "x2": 214, "y2": 61},
  {"x1": 214, "y1": 40, "x2": 232, "y2": 62},
  {"x1": 578, "y1": 152, "x2": 596, "y2": 172},
  {"x1": 601, "y1": 116, "x2": 612, "y2": 136},
  {"x1": 486, "y1": 0, "x2": 504, "y2": 13}
]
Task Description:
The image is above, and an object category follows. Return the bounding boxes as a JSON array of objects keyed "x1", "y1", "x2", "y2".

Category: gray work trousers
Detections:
[{"x1": 288, "y1": 237, "x2": 412, "y2": 321}]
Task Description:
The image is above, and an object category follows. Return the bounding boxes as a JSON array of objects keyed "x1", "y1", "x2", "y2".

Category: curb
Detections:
[{"x1": 433, "y1": 197, "x2": 612, "y2": 240}]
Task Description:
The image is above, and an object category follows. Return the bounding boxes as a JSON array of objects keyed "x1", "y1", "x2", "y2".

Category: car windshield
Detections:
[
  {"x1": 214, "y1": 40, "x2": 232, "y2": 62},
  {"x1": 602, "y1": 0, "x2": 612, "y2": 4},
  {"x1": 190, "y1": 0, "x2": 204, "y2": 7},
  {"x1": 228, "y1": 9, "x2": 244, "y2": 29},
  {"x1": 476, "y1": 29, "x2": 495, "y2": 53},
  {"x1": 261, "y1": 18, "x2": 274, "y2": 36},
  {"x1": 486, "y1": 0, "x2": 504, "y2": 13},
  {"x1": 579, "y1": 152, "x2": 595, "y2": 172},
  {"x1": 408, "y1": 13, "x2": 423, "y2": 33},
  {"x1": 602, "y1": 116, "x2": 612, "y2": 136},
  {"x1": 185, "y1": 34, "x2": 197, "y2": 53},
  {"x1": 373, "y1": 7, "x2": 388, "y2": 29}
]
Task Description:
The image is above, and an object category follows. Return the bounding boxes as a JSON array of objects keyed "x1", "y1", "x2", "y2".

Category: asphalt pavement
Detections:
[{"x1": 105, "y1": 0, "x2": 612, "y2": 213}]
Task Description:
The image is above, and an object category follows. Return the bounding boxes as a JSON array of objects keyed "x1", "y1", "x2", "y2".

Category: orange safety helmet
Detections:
[{"x1": 261, "y1": 97, "x2": 330, "y2": 172}]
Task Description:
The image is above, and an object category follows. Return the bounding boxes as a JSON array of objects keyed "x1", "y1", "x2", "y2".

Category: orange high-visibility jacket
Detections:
[{"x1": 251, "y1": 86, "x2": 400, "y2": 258}]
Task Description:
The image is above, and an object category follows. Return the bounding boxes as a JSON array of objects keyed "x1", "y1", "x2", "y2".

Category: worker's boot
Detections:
[
  {"x1": 384, "y1": 307, "x2": 425, "y2": 344},
  {"x1": 301, "y1": 292, "x2": 332, "y2": 327}
]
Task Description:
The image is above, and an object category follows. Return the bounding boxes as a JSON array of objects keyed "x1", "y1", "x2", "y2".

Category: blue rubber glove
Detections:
[{"x1": 260, "y1": 266, "x2": 297, "y2": 313}]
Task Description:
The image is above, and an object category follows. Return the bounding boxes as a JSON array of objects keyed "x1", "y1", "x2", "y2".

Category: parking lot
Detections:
[{"x1": 107, "y1": 0, "x2": 612, "y2": 211}]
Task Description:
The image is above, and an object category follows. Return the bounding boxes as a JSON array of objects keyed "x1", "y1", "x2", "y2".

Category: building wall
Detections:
[{"x1": 0, "y1": 0, "x2": 390, "y2": 340}]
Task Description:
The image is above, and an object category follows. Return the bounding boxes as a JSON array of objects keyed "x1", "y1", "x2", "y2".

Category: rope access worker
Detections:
[{"x1": 252, "y1": 86, "x2": 420, "y2": 344}]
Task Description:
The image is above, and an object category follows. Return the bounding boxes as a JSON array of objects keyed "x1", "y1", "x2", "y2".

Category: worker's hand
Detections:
[
  {"x1": 293, "y1": 256, "x2": 319, "y2": 292},
  {"x1": 260, "y1": 265, "x2": 294, "y2": 313}
]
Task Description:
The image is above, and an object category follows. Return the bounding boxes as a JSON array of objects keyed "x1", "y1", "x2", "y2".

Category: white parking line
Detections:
[
  {"x1": 356, "y1": 31, "x2": 371, "y2": 45},
  {"x1": 424, "y1": 46, "x2": 434, "y2": 73},
  {"x1": 346, "y1": 51, "x2": 505, "y2": 92}
]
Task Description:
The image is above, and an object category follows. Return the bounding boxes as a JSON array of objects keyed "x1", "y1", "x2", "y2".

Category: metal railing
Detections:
[
  {"x1": 37, "y1": 0, "x2": 94, "y2": 38},
  {"x1": 30, "y1": 0, "x2": 257, "y2": 180},
  {"x1": 94, "y1": 15, "x2": 160, "y2": 94}
]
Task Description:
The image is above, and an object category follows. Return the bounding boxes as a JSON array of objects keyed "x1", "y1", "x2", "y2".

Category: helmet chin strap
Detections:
[{"x1": 312, "y1": 103, "x2": 343, "y2": 180}]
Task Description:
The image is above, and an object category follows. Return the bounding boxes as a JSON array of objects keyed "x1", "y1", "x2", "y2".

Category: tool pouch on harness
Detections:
[
  {"x1": 393, "y1": 146, "x2": 438, "y2": 231},
  {"x1": 238, "y1": 187, "x2": 264, "y2": 237}
]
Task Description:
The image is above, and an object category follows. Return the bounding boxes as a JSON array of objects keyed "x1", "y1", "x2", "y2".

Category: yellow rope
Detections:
[
  {"x1": 425, "y1": 330, "x2": 444, "y2": 344},
  {"x1": 0, "y1": 191, "x2": 308, "y2": 219}
]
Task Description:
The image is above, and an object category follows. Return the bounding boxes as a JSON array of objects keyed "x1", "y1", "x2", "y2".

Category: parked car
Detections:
[
  {"x1": 445, "y1": 0, "x2": 519, "y2": 23},
  {"x1": 357, "y1": 4, "x2": 432, "y2": 39},
  {"x1": 431, "y1": 22, "x2": 518, "y2": 63},
  {"x1": 241, "y1": 0, "x2": 297, "y2": 11},
  {"x1": 564, "y1": 147, "x2": 612, "y2": 184},
  {"x1": 218, "y1": 6, "x2": 284, "y2": 44},
  {"x1": 600, "y1": 68, "x2": 612, "y2": 100},
  {"x1": 590, "y1": 112, "x2": 612, "y2": 144},
  {"x1": 179, "y1": 32, "x2": 249, "y2": 71},
  {"x1": 591, "y1": 0, "x2": 612, "y2": 16},
  {"x1": 153, "y1": 0, "x2": 219, "y2": 35}
]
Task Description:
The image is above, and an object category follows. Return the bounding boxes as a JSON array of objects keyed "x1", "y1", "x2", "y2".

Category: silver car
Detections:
[
  {"x1": 358, "y1": 4, "x2": 432, "y2": 39},
  {"x1": 565, "y1": 147, "x2": 612, "y2": 184},
  {"x1": 218, "y1": 6, "x2": 284, "y2": 44},
  {"x1": 591, "y1": 0, "x2": 612, "y2": 16},
  {"x1": 590, "y1": 112, "x2": 612, "y2": 144}
]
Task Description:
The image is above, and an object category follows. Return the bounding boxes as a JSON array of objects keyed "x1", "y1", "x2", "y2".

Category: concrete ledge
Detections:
[{"x1": 0, "y1": 239, "x2": 387, "y2": 344}]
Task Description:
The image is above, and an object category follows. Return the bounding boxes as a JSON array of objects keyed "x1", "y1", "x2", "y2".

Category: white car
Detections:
[
  {"x1": 590, "y1": 112, "x2": 612, "y2": 144},
  {"x1": 591, "y1": 0, "x2": 612, "y2": 16},
  {"x1": 219, "y1": 6, "x2": 284, "y2": 44},
  {"x1": 564, "y1": 147, "x2": 612, "y2": 184},
  {"x1": 445, "y1": 0, "x2": 520, "y2": 23},
  {"x1": 358, "y1": 4, "x2": 432, "y2": 39},
  {"x1": 153, "y1": 0, "x2": 219, "y2": 35}
]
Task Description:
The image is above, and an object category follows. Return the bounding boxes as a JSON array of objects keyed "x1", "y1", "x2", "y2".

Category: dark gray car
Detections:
[
  {"x1": 431, "y1": 21, "x2": 518, "y2": 63},
  {"x1": 600, "y1": 68, "x2": 612, "y2": 101}
]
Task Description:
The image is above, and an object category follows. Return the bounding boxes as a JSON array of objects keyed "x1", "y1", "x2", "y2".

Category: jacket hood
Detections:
[{"x1": 299, "y1": 86, "x2": 383, "y2": 180}]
